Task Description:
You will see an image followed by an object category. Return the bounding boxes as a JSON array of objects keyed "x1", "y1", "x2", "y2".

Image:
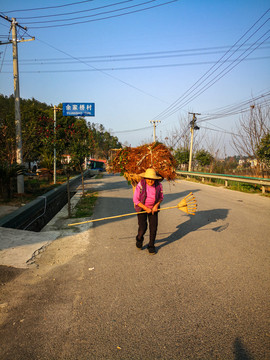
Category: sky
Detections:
[{"x1": 0, "y1": 0, "x2": 269, "y2": 157}]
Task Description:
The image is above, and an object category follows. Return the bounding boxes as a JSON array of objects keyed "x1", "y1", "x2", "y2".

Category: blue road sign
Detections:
[{"x1": 62, "y1": 103, "x2": 95, "y2": 117}]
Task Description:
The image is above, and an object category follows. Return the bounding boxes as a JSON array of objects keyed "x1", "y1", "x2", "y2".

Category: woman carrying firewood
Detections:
[{"x1": 133, "y1": 168, "x2": 164, "y2": 254}]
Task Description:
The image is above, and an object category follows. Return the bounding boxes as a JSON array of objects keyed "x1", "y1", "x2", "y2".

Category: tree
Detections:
[
  {"x1": 63, "y1": 119, "x2": 92, "y2": 196},
  {"x1": 256, "y1": 132, "x2": 270, "y2": 170},
  {"x1": 195, "y1": 149, "x2": 214, "y2": 168},
  {"x1": 88, "y1": 122, "x2": 121, "y2": 159},
  {"x1": 232, "y1": 102, "x2": 270, "y2": 175},
  {"x1": 174, "y1": 147, "x2": 190, "y2": 169},
  {"x1": 0, "y1": 95, "x2": 122, "y2": 199}
]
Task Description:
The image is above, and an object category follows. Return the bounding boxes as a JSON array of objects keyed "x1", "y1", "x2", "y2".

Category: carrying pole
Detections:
[{"x1": 68, "y1": 192, "x2": 197, "y2": 227}]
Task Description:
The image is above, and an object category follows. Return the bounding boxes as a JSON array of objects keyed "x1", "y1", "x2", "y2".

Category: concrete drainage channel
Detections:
[
  {"x1": 0, "y1": 171, "x2": 97, "y2": 268},
  {"x1": 0, "y1": 171, "x2": 92, "y2": 232}
]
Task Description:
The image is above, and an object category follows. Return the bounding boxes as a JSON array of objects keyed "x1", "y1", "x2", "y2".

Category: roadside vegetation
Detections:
[
  {"x1": 0, "y1": 94, "x2": 121, "y2": 203},
  {"x1": 72, "y1": 190, "x2": 98, "y2": 218},
  {"x1": 177, "y1": 174, "x2": 269, "y2": 196}
]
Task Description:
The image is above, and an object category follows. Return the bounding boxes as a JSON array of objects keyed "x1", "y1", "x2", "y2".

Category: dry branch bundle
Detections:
[{"x1": 107, "y1": 142, "x2": 177, "y2": 185}]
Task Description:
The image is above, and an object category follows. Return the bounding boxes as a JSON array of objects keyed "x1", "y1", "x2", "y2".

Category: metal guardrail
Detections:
[{"x1": 176, "y1": 170, "x2": 270, "y2": 194}]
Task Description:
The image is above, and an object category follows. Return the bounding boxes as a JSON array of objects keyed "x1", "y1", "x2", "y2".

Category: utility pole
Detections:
[
  {"x1": 0, "y1": 15, "x2": 34, "y2": 194},
  {"x1": 188, "y1": 112, "x2": 200, "y2": 172},
  {"x1": 53, "y1": 106, "x2": 61, "y2": 184},
  {"x1": 149, "y1": 120, "x2": 161, "y2": 142},
  {"x1": 11, "y1": 18, "x2": 24, "y2": 193}
]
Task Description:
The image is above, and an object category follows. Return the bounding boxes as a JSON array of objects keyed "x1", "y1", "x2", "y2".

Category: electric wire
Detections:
[
  {"x1": 155, "y1": 31, "x2": 270, "y2": 122},
  {"x1": 114, "y1": 90, "x2": 270, "y2": 136},
  {"x1": 5, "y1": 43, "x2": 268, "y2": 63},
  {"x1": 2, "y1": 43, "x2": 269, "y2": 65},
  {"x1": 1, "y1": 5, "x2": 268, "y2": 138},
  {"x1": 33, "y1": 36, "x2": 168, "y2": 104},
  {"x1": 0, "y1": 42, "x2": 9, "y2": 72},
  {"x1": 24, "y1": 0, "x2": 178, "y2": 28},
  {"x1": 151, "y1": 8, "x2": 270, "y2": 122},
  {"x1": 20, "y1": 0, "x2": 161, "y2": 25},
  {"x1": 166, "y1": 31, "x2": 270, "y2": 117},
  {"x1": 2, "y1": 0, "x2": 96, "y2": 13},
  {"x1": 153, "y1": 33, "x2": 270, "y2": 121},
  {"x1": 14, "y1": 1, "x2": 133, "y2": 20},
  {"x1": 199, "y1": 125, "x2": 241, "y2": 137},
  {"x1": 166, "y1": 90, "x2": 270, "y2": 147},
  {"x1": 198, "y1": 93, "x2": 270, "y2": 122},
  {"x1": 2, "y1": 56, "x2": 268, "y2": 73},
  {"x1": 111, "y1": 125, "x2": 153, "y2": 134},
  {"x1": 199, "y1": 89, "x2": 270, "y2": 118}
]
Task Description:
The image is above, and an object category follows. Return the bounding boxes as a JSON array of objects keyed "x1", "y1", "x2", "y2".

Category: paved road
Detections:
[{"x1": 0, "y1": 174, "x2": 269, "y2": 359}]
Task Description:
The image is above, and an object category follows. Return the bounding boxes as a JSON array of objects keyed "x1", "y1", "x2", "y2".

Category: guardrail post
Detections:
[
  {"x1": 262, "y1": 186, "x2": 265, "y2": 194},
  {"x1": 225, "y1": 180, "x2": 228, "y2": 187}
]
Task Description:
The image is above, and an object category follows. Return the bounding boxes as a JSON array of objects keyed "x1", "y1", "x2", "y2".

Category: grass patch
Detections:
[
  {"x1": 226, "y1": 181, "x2": 262, "y2": 193},
  {"x1": 72, "y1": 190, "x2": 98, "y2": 218}
]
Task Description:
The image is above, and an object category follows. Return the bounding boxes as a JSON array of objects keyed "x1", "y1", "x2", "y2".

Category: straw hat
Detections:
[{"x1": 139, "y1": 168, "x2": 162, "y2": 180}]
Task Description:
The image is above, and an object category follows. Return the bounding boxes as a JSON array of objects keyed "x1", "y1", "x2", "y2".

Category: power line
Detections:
[
  {"x1": 23, "y1": 0, "x2": 178, "y2": 28},
  {"x1": 2, "y1": 44, "x2": 269, "y2": 65},
  {"x1": 172, "y1": 30, "x2": 270, "y2": 115},
  {"x1": 155, "y1": 29, "x2": 270, "y2": 121},
  {"x1": 199, "y1": 125, "x2": 240, "y2": 137},
  {"x1": 2, "y1": 56, "x2": 269, "y2": 73},
  {"x1": 33, "y1": 36, "x2": 168, "y2": 104},
  {"x1": 15, "y1": 1, "x2": 134, "y2": 20},
  {"x1": 198, "y1": 91, "x2": 270, "y2": 122},
  {"x1": 111, "y1": 125, "x2": 153, "y2": 134},
  {"x1": 150, "y1": 8, "x2": 270, "y2": 122},
  {"x1": 0, "y1": 28, "x2": 10, "y2": 72},
  {"x1": 199, "y1": 89, "x2": 270, "y2": 116},
  {"x1": 2, "y1": 0, "x2": 96, "y2": 13},
  {"x1": 165, "y1": 90, "x2": 270, "y2": 148},
  {"x1": 19, "y1": 0, "x2": 160, "y2": 24}
]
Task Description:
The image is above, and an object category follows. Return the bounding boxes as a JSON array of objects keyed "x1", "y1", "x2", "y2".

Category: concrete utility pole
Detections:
[
  {"x1": 0, "y1": 15, "x2": 34, "y2": 194},
  {"x1": 149, "y1": 120, "x2": 161, "y2": 142},
  {"x1": 188, "y1": 113, "x2": 200, "y2": 172},
  {"x1": 11, "y1": 18, "x2": 24, "y2": 193}
]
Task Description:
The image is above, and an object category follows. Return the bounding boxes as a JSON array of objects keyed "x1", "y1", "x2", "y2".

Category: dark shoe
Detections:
[
  {"x1": 136, "y1": 236, "x2": 143, "y2": 249},
  {"x1": 136, "y1": 241, "x2": 143, "y2": 249},
  {"x1": 147, "y1": 245, "x2": 156, "y2": 255}
]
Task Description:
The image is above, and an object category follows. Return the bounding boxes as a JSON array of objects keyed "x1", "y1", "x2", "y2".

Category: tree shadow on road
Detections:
[{"x1": 155, "y1": 208, "x2": 229, "y2": 251}]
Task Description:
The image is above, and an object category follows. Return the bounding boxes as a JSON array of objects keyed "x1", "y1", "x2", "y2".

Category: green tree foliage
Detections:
[
  {"x1": 174, "y1": 147, "x2": 190, "y2": 167},
  {"x1": 256, "y1": 132, "x2": 270, "y2": 169},
  {"x1": 195, "y1": 149, "x2": 214, "y2": 167},
  {"x1": 88, "y1": 122, "x2": 121, "y2": 159},
  {"x1": 0, "y1": 94, "x2": 121, "y2": 166},
  {"x1": 0, "y1": 94, "x2": 122, "y2": 198}
]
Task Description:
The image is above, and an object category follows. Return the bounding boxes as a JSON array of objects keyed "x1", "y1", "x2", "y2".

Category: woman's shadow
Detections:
[{"x1": 155, "y1": 208, "x2": 230, "y2": 251}]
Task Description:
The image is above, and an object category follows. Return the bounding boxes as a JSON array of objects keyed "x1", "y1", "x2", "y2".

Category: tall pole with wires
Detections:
[
  {"x1": 53, "y1": 106, "x2": 61, "y2": 184},
  {"x1": 188, "y1": 113, "x2": 200, "y2": 172},
  {"x1": 149, "y1": 120, "x2": 161, "y2": 142},
  {"x1": 1, "y1": 15, "x2": 34, "y2": 194},
  {"x1": 11, "y1": 18, "x2": 24, "y2": 193}
]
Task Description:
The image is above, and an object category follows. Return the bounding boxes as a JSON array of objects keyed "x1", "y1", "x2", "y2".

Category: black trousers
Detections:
[{"x1": 136, "y1": 211, "x2": 158, "y2": 247}]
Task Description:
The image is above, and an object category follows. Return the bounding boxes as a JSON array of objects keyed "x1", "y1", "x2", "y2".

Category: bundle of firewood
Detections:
[{"x1": 107, "y1": 142, "x2": 177, "y2": 185}]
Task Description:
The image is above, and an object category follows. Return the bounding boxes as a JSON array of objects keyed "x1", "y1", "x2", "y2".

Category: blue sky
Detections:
[{"x1": 0, "y1": 0, "x2": 269, "y2": 156}]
